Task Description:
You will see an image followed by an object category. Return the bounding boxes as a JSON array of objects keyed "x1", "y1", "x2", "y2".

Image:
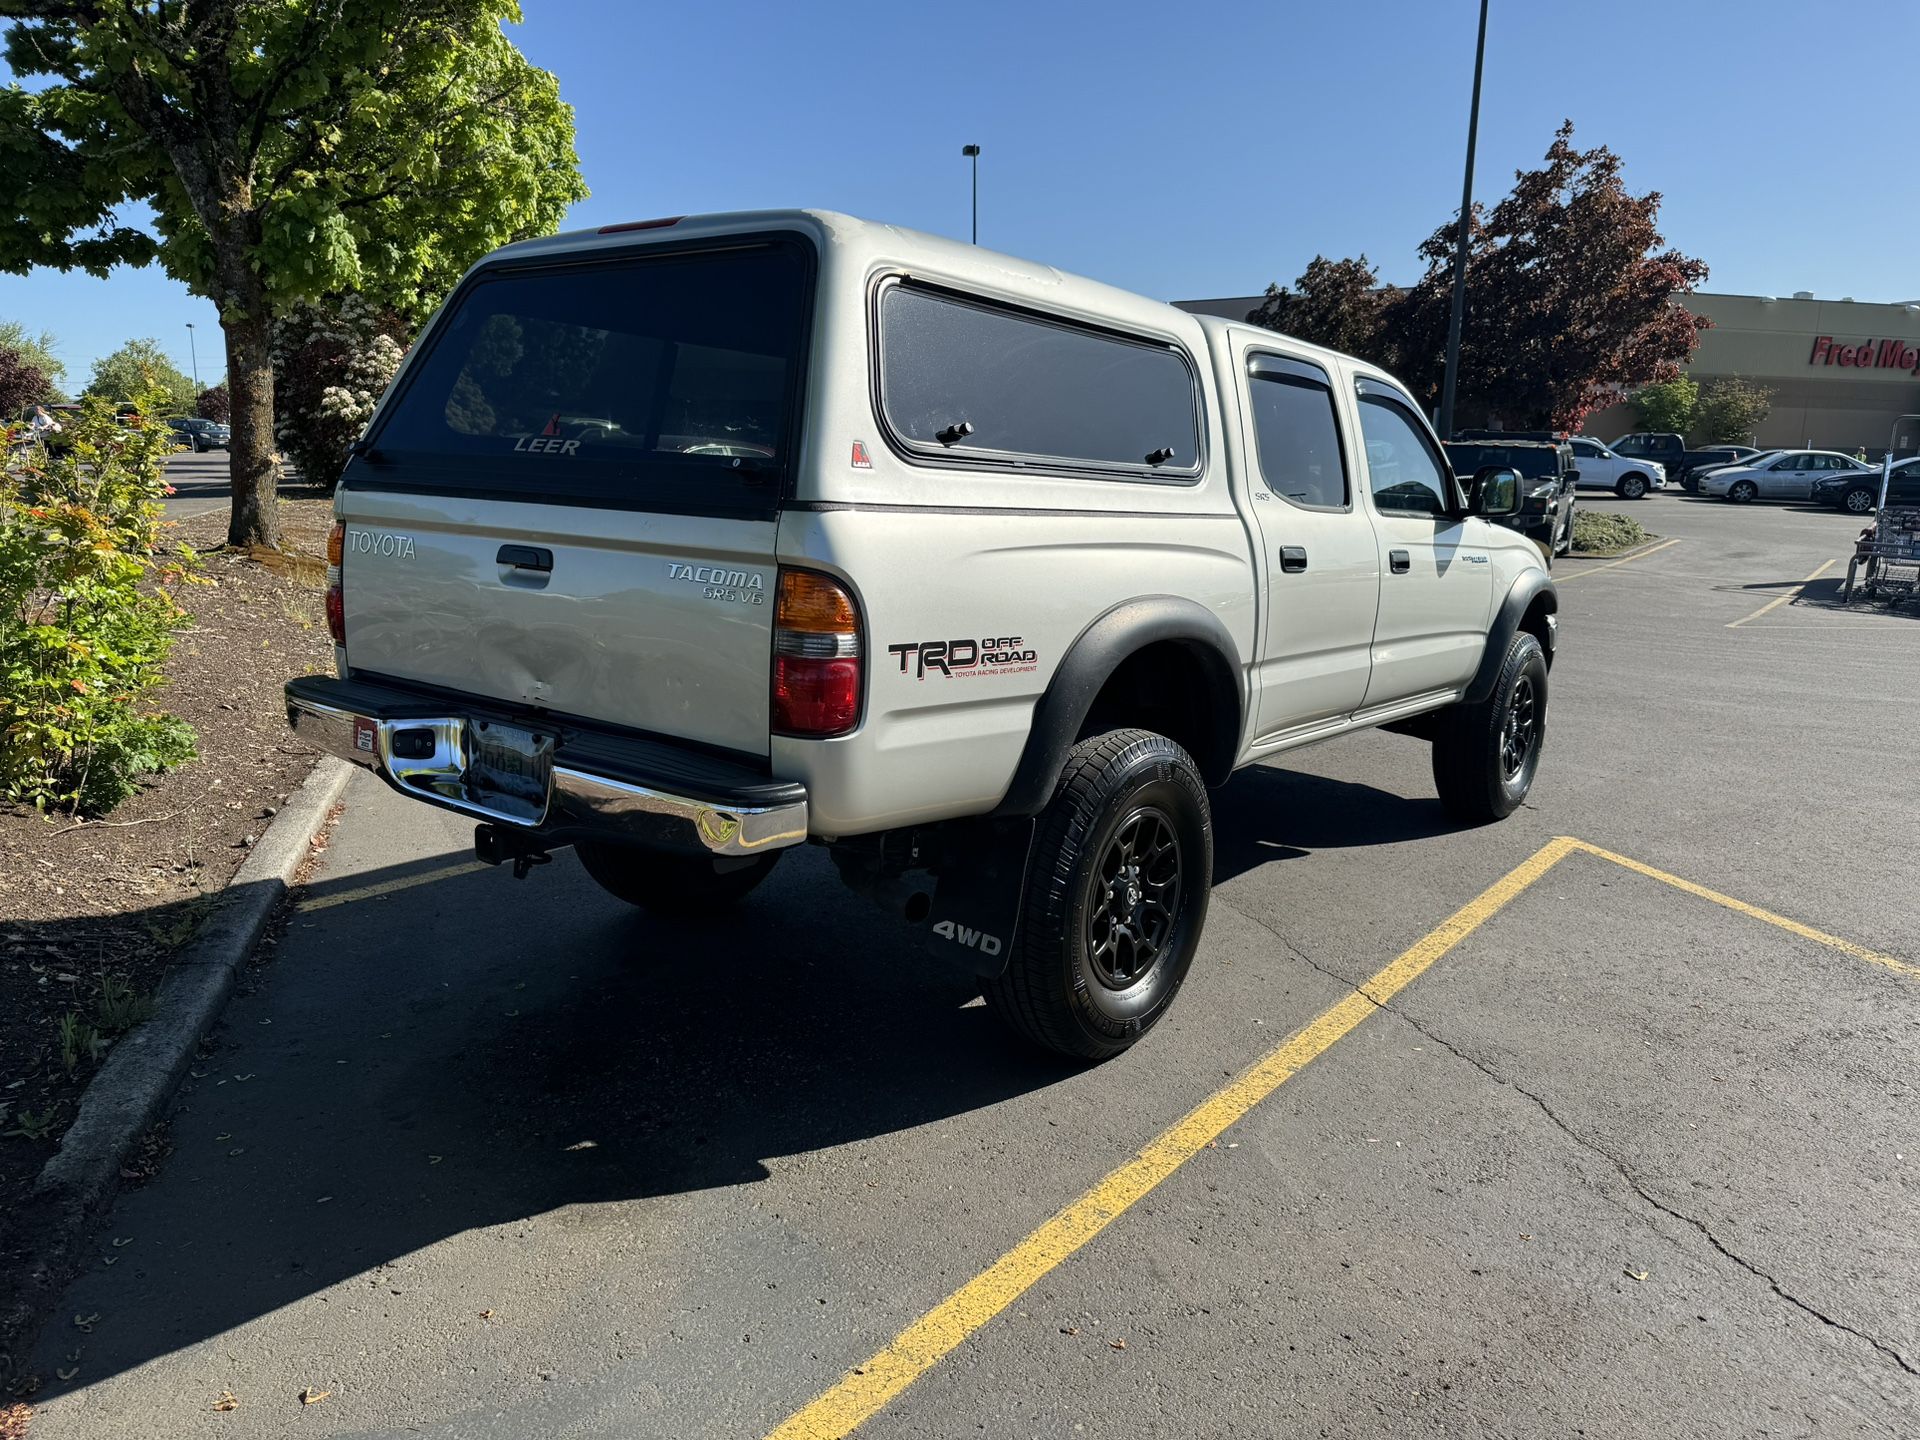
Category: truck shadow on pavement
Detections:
[{"x1": 28, "y1": 763, "x2": 1452, "y2": 1393}]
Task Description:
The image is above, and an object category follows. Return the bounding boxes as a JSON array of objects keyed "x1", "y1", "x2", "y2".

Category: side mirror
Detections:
[
  {"x1": 1564, "y1": 467, "x2": 1581, "y2": 483},
  {"x1": 1474, "y1": 466, "x2": 1522, "y2": 517}
]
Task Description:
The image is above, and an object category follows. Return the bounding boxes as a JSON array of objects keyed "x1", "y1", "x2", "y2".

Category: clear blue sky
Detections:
[{"x1": 4, "y1": 0, "x2": 1916, "y2": 390}]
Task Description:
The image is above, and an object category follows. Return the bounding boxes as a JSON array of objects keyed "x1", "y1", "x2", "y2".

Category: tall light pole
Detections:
[
  {"x1": 962, "y1": 144, "x2": 981, "y2": 244},
  {"x1": 1438, "y1": 0, "x2": 1489, "y2": 441},
  {"x1": 185, "y1": 321, "x2": 200, "y2": 392}
]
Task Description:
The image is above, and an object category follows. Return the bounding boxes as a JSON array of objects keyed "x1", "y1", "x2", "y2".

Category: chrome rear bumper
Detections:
[{"x1": 286, "y1": 681, "x2": 808, "y2": 858}]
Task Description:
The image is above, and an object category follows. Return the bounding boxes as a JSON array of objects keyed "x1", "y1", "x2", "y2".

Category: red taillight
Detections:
[
  {"x1": 772, "y1": 570, "x2": 861, "y2": 737},
  {"x1": 325, "y1": 520, "x2": 346, "y2": 645}
]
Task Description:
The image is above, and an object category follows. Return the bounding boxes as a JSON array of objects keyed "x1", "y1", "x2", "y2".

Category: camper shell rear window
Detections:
[{"x1": 361, "y1": 233, "x2": 815, "y2": 515}]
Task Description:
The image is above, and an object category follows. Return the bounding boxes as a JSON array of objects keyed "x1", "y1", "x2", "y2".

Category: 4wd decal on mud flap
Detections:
[
  {"x1": 888, "y1": 637, "x2": 1038, "y2": 679},
  {"x1": 931, "y1": 919, "x2": 1002, "y2": 957}
]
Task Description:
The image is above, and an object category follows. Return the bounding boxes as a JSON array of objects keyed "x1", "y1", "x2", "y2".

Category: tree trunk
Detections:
[{"x1": 221, "y1": 288, "x2": 279, "y2": 550}]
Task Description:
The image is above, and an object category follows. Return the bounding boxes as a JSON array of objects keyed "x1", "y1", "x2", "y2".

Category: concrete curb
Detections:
[{"x1": 0, "y1": 756, "x2": 353, "y2": 1380}]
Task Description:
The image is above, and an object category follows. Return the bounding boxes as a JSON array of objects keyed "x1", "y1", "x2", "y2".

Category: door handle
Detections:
[
  {"x1": 496, "y1": 544, "x2": 553, "y2": 572},
  {"x1": 1279, "y1": 546, "x2": 1309, "y2": 573},
  {"x1": 1389, "y1": 549, "x2": 1410, "y2": 574}
]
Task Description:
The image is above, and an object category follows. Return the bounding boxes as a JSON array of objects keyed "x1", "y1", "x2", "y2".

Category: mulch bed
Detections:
[{"x1": 0, "y1": 493, "x2": 336, "y2": 1353}]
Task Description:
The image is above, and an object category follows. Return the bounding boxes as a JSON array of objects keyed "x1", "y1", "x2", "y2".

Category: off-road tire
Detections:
[
  {"x1": 985, "y1": 729, "x2": 1212, "y2": 1062},
  {"x1": 1728, "y1": 480, "x2": 1758, "y2": 503},
  {"x1": 1432, "y1": 632, "x2": 1547, "y2": 824},
  {"x1": 575, "y1": 844, "x2": 779, "y2": 915},
  {"x1": 1617, "y1": 473, "x2": 1650, "y2": 500}
]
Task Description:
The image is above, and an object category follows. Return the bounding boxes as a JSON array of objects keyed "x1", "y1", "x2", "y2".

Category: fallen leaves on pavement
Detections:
[
  {"x1": 212, "y1": 1389, "x2": 240, "y2": 1412},
  {"x1": 299, "y1": 1387, "x2": 331, "y2": 1406}
]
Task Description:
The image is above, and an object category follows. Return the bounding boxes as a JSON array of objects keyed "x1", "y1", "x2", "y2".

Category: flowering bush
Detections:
[
  {"x1": 0, "y1": 392, "x2": 197, "y2": 815},
  {"x1": 273, "y1": 295, "x2": 408, "y2": 489}
]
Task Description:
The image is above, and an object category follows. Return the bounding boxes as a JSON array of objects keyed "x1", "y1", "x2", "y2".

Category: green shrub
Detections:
[
  {"x1": 0, "y1": 391, "x2": 198, "y2": 815},
  {"x1": 1572, "y1": 510, "x2": 1652, "y2": 555}
]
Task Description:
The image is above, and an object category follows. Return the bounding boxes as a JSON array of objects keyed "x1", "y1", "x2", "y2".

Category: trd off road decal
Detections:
[{"x1": 888, "y1": 636, "x2": 1038, "y2": 679}]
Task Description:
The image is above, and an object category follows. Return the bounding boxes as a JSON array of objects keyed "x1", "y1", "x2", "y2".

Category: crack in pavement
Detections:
[{"x1": 1212, "y1": 894, "x2": 1920, "y2": 1384}]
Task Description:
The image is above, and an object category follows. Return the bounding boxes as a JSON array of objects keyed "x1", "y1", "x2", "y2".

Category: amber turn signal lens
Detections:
[
  {"x1": 775, "y1": 569, "x2": 858, "y2": 634},
  {"x1": 326, "y1": 520, "x2": 345, "y2": 568}
]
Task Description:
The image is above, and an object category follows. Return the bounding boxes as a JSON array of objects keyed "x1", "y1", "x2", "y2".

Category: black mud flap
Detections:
[{"x1": 925, "y1": 818, "x2": 1035, "y2": 978}]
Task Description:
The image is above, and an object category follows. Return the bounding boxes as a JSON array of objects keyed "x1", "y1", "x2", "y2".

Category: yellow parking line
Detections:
[
  {"x1": 1556, "y1": 535, "x2": 1682, "y2": 581},
  {"x1": 1564, "y1": 838, "x2": 1917, "y2": 979},
  {"x1": 762, "y1": 837, "x2": 1578, "y2": 1440},
  {"x1": 1725, "y1": 557, "x2": 1836, "y2": 628}
]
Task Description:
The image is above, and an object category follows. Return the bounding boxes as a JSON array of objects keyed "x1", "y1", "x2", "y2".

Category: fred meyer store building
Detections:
[
  {"x1": 1180, "y1": 290, "x2": 1920, "y2": 455},
  {"x1": 1586, "y1": 292, "x2": 1920, "y2": 454}
]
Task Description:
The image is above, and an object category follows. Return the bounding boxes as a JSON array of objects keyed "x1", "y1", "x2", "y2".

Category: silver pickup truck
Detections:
[{"x1": 287, "y1": 210, "x2": 1557, "y2": 1060}]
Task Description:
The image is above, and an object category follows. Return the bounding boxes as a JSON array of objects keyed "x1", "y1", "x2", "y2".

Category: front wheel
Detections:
[
  {"x1": 1727, "y1": 480, "x2": 1758, "y2": 504},
  {"x1": 575, "y1": 843, "x2": 780, "y2": 915},
  {"x1": 985, "y1": 729, "x2": 1212, "y2": 1062},
  {"x1": 1617, "y1": 473, "x2": 1649, "y2": 500},
  {"x1": 1841, "y1": 485, "x2": 1877, "y2": 515},
  {"x1": 1432, "y1": 632, "x2": 1547, "y2": 824}
]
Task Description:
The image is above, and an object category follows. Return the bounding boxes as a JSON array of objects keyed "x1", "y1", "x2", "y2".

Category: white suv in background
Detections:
[{"x1": 1569, "y1": 437, "x2": 1665, "y2": 499}]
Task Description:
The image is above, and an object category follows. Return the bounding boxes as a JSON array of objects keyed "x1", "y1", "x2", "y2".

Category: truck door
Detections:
[
  {"x1": 1232, "y1": 340, "x2": 1380, "y2": 739},
  {"x1": 1350, "y1": 378, "x2": 1493, "y2": 707}
]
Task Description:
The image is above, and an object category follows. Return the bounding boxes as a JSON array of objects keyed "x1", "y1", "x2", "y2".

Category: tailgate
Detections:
[
  {"x1": 338, "y1": 490, "x2": 776, "y2": 755},
  {"x1": 333, "y1": 231, "x2": 814, "y2": 758}
]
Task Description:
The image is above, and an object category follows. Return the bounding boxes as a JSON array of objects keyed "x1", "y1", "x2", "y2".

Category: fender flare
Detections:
[
  {"x1": 993, "y1": 596, "x2": 1245, "y2": 817},
  {"x1": 1465, "y1": 571, "x2": 1557, "y2": 705}
]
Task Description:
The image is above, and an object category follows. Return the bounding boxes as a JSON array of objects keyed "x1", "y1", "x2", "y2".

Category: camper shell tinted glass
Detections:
[
  {"x1": 362, "y1": 233, "x2": 814, "y2": 514},
  {"x1": 875, "y1": 281, "x2": 1202, "y2": 480}
]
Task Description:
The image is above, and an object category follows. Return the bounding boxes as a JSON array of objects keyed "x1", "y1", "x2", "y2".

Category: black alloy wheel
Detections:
[
  {"x1": 1085, "y1": 806, "x2": 1182, "y2": 992},
  {"x1": 1500, "y1": 674, "x2": 1539, "y2": 782}
]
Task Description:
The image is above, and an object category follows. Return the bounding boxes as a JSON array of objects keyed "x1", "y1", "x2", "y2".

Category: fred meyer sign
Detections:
[{"x1": 1809, "y1": 335, "x2": 1920, "y2": 374}]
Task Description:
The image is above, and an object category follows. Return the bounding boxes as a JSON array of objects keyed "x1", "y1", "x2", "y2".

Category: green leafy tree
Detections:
[
  {"x1": 0, "y1": 320, "x2": 66, "y2": 400},
  {"x1": 85, "y1": 338, "x2": 198, "y2": 414},
  {"x1": 1629, "y1": 377, "x2": 1698, "y2": 435},
  {"x1": 1692, "y1": 376, "x2": 1772, "y2": 444},
  {"x1": 0, "y1": 1, "x2": 586, "y2": 549},
  {"x1": 1247, "y1": 255, "x2": 1391, "y2": 362}
]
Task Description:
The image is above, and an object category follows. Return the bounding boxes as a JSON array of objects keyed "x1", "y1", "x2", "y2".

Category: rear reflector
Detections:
[{"x1": 773, "y1": 569, "x2": 861, "y2": 737}]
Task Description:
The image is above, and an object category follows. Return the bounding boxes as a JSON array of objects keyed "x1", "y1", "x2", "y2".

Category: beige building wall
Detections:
[{"x1": 1590, "y1": 292, "x2": 1920, "y2": 452}]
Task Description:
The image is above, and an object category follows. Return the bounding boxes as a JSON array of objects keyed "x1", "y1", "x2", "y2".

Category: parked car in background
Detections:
[
  {"x1": 1567, "y1": 437, "x2": 1666, "y2": 498},
  {"x1": 1697, "y1": 450, "x2": 1874, "y2": 502},
  {"x1": 1609, "y1": 432, "x2": 1686, "y2": 477},
  {"x1": 1443, "y1": 439, "x2": 1576, "y2": 558},
  {"x1": 166, "y1": 416, "x2": 229, "y2": 452},
  {"x1": 1677, "y1": 444, "x2": 1764, "y2": 492},
  {"x1": 1811, "y1": 457, "x2": 1920, "y2": 514}
]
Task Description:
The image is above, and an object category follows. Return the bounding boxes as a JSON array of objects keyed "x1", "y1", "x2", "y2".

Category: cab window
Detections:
[
  {"x1": 1356, "y1": 386, "x2": 1455, "y2": 517},
  {"x1": 1246, "y1": 355, "x2": 1347, "y2": 509}
]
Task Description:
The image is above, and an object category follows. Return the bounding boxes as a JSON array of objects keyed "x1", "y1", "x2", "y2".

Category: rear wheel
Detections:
[
  {"x1": 985, "y1": 729, "x2": 1211, "y2": 1062},
  {"x1": 575, "y1": 843, "x2": 779, "y2": 915},
  {"x1": 1727, "y1": 479, "x2": 1758, "y2": 504},
  {"x1": 1841, "y1": 485, "x2": 1877, "y2": 515},
  {"x1": 1432, "y1": 632, "x2": 1547, "y2": 824},
  {"x1": 1617, "y1": 473, "x2": 1649, "y2": 500}
]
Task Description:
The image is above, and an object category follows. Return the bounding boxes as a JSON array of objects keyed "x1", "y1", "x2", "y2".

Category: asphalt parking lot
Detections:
[{"x1": 28, "y1": 492, "x2": 1920, "y2": 1438}]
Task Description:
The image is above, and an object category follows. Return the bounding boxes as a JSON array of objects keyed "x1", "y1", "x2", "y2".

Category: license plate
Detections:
[{"x1": 467, "y1": 720, "x2": 553, "y2": 816}]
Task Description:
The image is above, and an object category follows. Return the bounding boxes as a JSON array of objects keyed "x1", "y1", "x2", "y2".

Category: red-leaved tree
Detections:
[{"x1": 1249, "y1": 123, "x2": 1708, "y2": 433}]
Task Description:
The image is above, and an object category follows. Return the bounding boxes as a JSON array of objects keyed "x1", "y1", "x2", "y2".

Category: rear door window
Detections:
[
  {"x1": 877, "y1": 283, "x2": 1201, "y2": 479},
  {"x1": 367, "y1": 236, "x2": 813, "y2": 513},
  {"x1": 1247, "y1": 355, "x2": 1347, "y2": 509}
]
